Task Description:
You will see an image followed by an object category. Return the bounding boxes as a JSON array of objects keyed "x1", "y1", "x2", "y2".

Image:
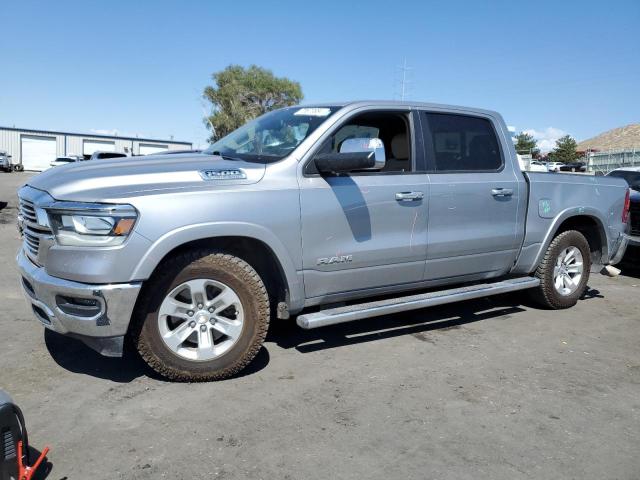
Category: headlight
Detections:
[{"x1": 45, "y1": 202, "x2": 137, "y2": 247}]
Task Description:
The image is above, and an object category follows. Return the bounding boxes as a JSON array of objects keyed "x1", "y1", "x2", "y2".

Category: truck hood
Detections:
[{"x1": 26, "y1": 153, "x2": 266, "y2": 202}]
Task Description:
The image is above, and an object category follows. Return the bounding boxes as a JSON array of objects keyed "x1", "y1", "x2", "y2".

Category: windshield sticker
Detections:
[{"x1": 294, "y1": 107, "x2": 332, "y2": 117}]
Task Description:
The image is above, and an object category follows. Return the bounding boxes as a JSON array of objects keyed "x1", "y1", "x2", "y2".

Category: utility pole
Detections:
[
  {"x1": 400, "y1": 58, "x2": 408, "y2": 101},
  {"x1": 395, "y1": 58, "x2": 412, "y2": 101}
]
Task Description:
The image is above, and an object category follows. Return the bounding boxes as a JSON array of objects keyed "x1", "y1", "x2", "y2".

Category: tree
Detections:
[
  {"x1": 548, "y1": 135, "x2": 580, "y2": 163},
  {"x1": 514, "y1": 132, "x2": 540, "y2": 158},
  {"x1": 203, "y1": 65, "x2": 303, "y2": 141}
]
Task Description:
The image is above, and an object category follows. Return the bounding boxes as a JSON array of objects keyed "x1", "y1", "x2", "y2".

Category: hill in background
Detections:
[{"x1": 578, "y1": 124, "x2": 640, "y2": 151}]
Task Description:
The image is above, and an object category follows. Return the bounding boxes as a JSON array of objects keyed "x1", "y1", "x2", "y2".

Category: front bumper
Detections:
[{"x1": 17, "y1": 248, "x2": 142, "y2": 356}]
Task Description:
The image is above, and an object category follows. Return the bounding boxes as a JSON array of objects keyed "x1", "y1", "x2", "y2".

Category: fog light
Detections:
[{"x1": 55, "y1": 296, "x2": 101, "y2": 317}]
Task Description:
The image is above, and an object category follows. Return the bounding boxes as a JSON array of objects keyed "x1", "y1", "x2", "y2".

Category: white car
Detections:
[
  {"x1": 529, "y1": 161, "x2": 549, "y2": 172},
  {"x1": 50, "y1": 155, "x2": 83, "y2": 167},
  {"x1": 546, "y1": 162, "x2": 564, "y2": 172}
]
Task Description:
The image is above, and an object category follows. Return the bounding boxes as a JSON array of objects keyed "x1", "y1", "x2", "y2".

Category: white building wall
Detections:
[
  {"x1": 0, "y1": 127, "x2": 192, "y2": 168},
  {"x1": 0, "y1": 129, "x2": 65, "y2": 165}
]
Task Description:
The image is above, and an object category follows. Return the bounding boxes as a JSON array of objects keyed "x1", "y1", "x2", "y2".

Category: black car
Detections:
[{"x1": 559, "y1": 161, "x2": 587, "y2": 172}]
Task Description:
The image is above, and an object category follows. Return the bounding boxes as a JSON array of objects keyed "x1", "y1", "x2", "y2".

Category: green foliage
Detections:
[
  {"x1": 514, "y1": 132, "x2": 540, "y2": 158},
  {"x1": 548, "y1": 135, "x2": 580, "y2": 163},
  {"x1": 203, "y1": 65, "x2": 303, "y2": 141}
]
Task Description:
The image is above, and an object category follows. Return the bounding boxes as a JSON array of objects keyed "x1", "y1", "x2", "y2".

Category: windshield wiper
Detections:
[{"x1": 208, "y1": 151, "x2": 244, "y2": 162}]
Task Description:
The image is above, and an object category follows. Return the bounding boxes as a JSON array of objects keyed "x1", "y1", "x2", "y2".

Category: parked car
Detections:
[
  {"x1": 50, "y1": 155, "x2": 83, "y2": 167},
  {"x1": 546, "y1": 162, "x2": 564, "y2": 172},
  {"x1": 0, "y1": 150, "x2": 13, "y2": 172},
  {"x1": 559, "y1": 161, "x2": 587, "y2": 172},
  {"x1": 607, "y1": 167, "x2": 640, "y2": 253},
  {"x1": 529, "y1": 160, "x2": 548, "y2": 172},
  {"x1": 16, "y1": 101, "x2": 631, "y2": 381},
  {"x1": 83, "y1": 151, "x2": 128, "y2": 161}
]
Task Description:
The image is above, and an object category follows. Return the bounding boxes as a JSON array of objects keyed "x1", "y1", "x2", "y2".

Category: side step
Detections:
[{"x1": 296, "y1": 276, "x2": 540, "y2": 329}]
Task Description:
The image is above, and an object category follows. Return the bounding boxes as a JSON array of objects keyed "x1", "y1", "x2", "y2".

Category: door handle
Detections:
[
  {"x1": 491, "y1": 188, "x2": 514, "y2": 197},
  {"x1": 395, "y1": 191, "x2": 424, "y2": 201}
]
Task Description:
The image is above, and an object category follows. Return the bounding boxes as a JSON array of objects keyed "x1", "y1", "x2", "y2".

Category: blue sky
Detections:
[{"x1": 1, "y1": 0, "x2": 638, "y2": 150}]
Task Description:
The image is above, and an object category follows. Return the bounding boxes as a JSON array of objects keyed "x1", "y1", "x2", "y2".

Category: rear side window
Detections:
[{"x1": 422, "y1": 112, "x2": 503, "y2": 172}]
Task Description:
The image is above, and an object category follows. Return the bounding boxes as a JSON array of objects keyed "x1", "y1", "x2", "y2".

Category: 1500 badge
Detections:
[{"x1": 317, "y1": 255, "x2": 352, "y2": 265}]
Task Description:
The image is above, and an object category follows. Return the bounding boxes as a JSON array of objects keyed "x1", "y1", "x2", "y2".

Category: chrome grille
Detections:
[
  {"x1": 630, "y1": 203, "x2": 640, "y2": 236},
  {"x1": 23, "y1": 229, "x2": 41, "y2": 257},
  {"x1": 18, "y1": 196, "x2": 52, "y2": 264},
  {"x1": 19, "y1": 198, "x2": 38, "y2": 223}
]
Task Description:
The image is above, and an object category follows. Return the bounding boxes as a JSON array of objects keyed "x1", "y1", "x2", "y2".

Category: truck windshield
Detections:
[{"x1": 203, "y1": 106, "x2": 340, "y2": 163}]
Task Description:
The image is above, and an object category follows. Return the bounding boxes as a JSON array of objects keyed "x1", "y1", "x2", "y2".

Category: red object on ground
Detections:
[{"x1": 17, "y1": 441, "x2": 50, "y2": 480}]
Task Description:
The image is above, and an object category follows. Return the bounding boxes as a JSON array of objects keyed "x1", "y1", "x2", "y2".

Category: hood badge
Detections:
[{"x1": 199, "y1": 168, "x2": 247, "y2": 181}]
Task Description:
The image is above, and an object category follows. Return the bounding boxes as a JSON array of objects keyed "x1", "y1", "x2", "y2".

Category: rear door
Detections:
[{"x1": 419, "y1": 111, "x2": 523, "y2": 280}]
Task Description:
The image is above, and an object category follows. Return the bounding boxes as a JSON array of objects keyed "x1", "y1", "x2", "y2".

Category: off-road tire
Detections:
[
  {"x1": 131, "y1": 250, "x2": 270, "y2": 381},
  {"x1": 530, "y1": 230, "x2": 591, "y2": 309}
]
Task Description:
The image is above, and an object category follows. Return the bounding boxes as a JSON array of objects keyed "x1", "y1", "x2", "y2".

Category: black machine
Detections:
[
  {"x1": 0, "y1": 389, "x2": 26, "y2": 480},
  {"x1": 0, "y1": 389, "x2": 48, "y2": 480}
]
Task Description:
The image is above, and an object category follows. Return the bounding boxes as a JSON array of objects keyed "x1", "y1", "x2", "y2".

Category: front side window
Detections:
[
  {"x1": 204, "y1": 106, "x2": 340, "y2": 163},
  {"x1": 310, "y1": 111, "x2": 413, "y2": 174},
  {"x1": 423, "y1": 112, "x2": 503, "y2": 172}
]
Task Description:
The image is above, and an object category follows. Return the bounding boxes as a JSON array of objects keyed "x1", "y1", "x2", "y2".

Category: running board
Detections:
[{"x1": 296, "y1": 276, "x2": 540, "y2": 329}]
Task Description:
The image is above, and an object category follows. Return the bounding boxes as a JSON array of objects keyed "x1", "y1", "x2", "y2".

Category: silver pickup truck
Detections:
[{"x1": 16, "y1": 101, "x2": 631, "y2": 381}]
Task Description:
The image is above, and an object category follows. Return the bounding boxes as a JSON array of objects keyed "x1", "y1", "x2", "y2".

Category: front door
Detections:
[
  {"x1": 418, "y1": 111, "x2": 522, "y2": 280},
  {"x1": 299, "y1": 109, "x2": 429, "y2": 300}
]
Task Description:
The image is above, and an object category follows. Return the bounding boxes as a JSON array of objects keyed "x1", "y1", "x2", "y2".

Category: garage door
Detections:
[
  {"x1": 21, "y1": 135, "x2": 57, "y2": 171},
  {"x1": 83, "y1": 140, "x2": 115, "y2": 155},
  {"x1": 139, "y1": 143, "x2": 168, "y2": 155}
]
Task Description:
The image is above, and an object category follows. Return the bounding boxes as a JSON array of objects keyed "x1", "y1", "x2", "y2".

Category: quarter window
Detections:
[{"x1": 423, "y1": 113, "x2": 502, "y2": 172}]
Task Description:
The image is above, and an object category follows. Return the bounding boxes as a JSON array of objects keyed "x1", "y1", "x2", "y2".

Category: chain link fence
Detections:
[{"x1": 583, "y1": 148, "x2": 640, "y2": 175}]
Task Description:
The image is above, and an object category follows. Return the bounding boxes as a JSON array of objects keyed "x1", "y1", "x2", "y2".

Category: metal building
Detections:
[{"x1": 0, "y1": 126, "x2": 192, "y2": 171}]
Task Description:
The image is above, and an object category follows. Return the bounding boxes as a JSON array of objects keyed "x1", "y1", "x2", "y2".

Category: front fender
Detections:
[{"x1": 131, "y1": 222, "x2": 305, "y2": 311}]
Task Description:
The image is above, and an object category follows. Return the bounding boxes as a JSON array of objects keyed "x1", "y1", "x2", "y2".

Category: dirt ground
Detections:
[{"x1": 1, "y1": 171, "x2": 639, "y2": 479}]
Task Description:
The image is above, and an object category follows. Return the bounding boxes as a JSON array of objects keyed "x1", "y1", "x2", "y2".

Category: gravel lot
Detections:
[{"x1": 1, "y1": 171, "x2": 639, "y2": 480}]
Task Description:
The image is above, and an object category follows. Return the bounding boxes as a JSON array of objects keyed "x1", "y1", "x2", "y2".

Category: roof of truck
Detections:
[{"x1": 299, "y1": 100, "x2": 501, "y2": 118}]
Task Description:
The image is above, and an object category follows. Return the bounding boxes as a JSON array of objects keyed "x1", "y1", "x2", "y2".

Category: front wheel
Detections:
[
  {"x1": 132, "y1": 251, "x2": 270, "y2": 381},
  {"x1": 530, "y1": 230, "x2": 591, "y2": 309}
]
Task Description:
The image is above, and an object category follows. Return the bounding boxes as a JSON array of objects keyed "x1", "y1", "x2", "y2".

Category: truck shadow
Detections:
[
  {"x1": 270, "y1": 295, "x2": 528, "y2": 353},
  {"x1": 270, "y1": 287, "x2": 604, "y2": 354},
  {"x1": 44, "y1": 288, "x2": 603, "y2": 382},
  {"x1": 44, "y1": 330, "x2": 271, "y2": 383}
]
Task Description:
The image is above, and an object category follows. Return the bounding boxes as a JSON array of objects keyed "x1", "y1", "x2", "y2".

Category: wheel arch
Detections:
[
  {"x1": 131, "y1": 223, "x2": 304, "y2": 312},
  {"x1": 532, "y1": 211, "x2": 609, "y2": 272}
]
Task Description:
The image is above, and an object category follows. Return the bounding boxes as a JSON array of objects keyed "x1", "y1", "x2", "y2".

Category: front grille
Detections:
[
  {"x1": 18, "y1": 196, "x2": 52, "y2": 264},
  {"x1": 630, "y1": 203, "x2": 640, "y2": 236},
  {"x1": 18, "y1": 198, "x2": 38, "y2": 223}
]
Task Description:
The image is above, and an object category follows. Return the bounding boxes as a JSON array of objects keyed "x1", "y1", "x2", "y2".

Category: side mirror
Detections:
[
  {"x1": 315, "y1": 151, "x2": 377, "y2": 174},
  {"x1": 314, "y1": 137, "x2": 386, "y2": 175}
]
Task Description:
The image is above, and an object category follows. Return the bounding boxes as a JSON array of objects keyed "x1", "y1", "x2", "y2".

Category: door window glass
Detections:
[{"x1": 423, "y1": 113, "x2": 503, "y2": 172}]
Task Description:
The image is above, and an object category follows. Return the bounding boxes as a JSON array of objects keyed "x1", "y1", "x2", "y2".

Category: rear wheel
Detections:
[
  {"x1": 531, "y1": 230, "x2": 591, "y2": 309},
  {"x1": 13, "y1": 164, "x2": 24, "y2": 172},
  {"x1": 132, "y1": 250, "x2": 270, "y2": 381}
]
